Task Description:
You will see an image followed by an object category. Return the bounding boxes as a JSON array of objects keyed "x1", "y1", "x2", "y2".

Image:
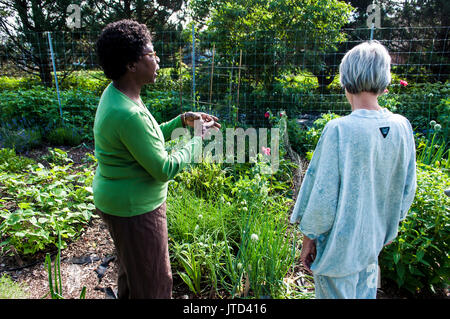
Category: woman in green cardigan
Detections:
[{"x1": 93, "y1": 19, "x2": 219, "y2": 299}]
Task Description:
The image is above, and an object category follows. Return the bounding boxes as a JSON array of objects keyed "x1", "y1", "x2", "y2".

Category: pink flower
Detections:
[
  {"x1": 264, "y1": 111, "x2": 270, "y2": 119},
  {"x1": 279, "y1": 112, "x2": 284, "y2": 117},
  {"x1": 384, "y1": 89, "x2": 389, "y2": 93},
  {"x1": 400, "y1": 80, "x2": 408, "y2": 87},
  {"x1": 262, "y1": 146, "x2": 271, "y2": 156}
]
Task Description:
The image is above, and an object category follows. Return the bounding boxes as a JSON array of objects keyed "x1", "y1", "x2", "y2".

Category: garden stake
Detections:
[
  {"x1": 209, "y1": 44, "x2": 215, "y2": 106},
  {"x1": 179, "y1": 46, "x2": 183, "y2": 114},
  {"x1": 47, "y1": 32, "x2": 64, "y2": 126},
  {"x1": 236, "y1": 49, "x2": 242, "y2": 123},
  {"x1": 192, "y1": 24, "x2": 196, "y2": 110}
]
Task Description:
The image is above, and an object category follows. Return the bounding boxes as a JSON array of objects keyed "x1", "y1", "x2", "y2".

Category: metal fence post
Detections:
[
  {"x1": 47, "y1": 32, "x2": 64, "y2": 126},
  {"x1": 192, "y1": 24, "x2": 196, "y2": 110}
]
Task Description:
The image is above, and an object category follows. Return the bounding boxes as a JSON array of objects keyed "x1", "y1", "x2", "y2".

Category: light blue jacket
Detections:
[{"x1": 290, "y1": 108, "x2": 417, "y2": 277}]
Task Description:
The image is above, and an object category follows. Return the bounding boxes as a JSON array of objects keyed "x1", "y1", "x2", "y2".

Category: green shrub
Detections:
[
  {"x1": 58, "y1": 70, "x2": 110, "y2": 95},
  {"x1": 0, "y1": 87, "x2": 98, "y2": 142},
  {"x1": 174, "y1": 160, "x2": 233, "y2": 201},
  {"x1": 144, "y1": 67, "x2": 191, "y2": 94},
  {"x1": 436, "y1": 96, "x2": 450, "y2": 140},
  {"x1": 47, "y1": 126, "x2": 82, "y2": 146},
  {"x1": 42, "y1": 148, "x2": 74, "y2": 166},
  {"x1": 0, "y1": 88, "x2": 62, "y2": 128},
  {"x1": 0, "y1": 125, "x2": 42, "y2": 153},
  {"x1": 0, "y1": 82, "x2": 183, "y2": 144},
  {"x1": 379, "y1": 81, "x2": 449, "y2": 134},
  {"x1": 0, "y1": 148, "x2": 36, "y2": 173},
  {"x1": 141, "y1": 90, "x2": 183, "y2": 124},
  {"x1": 287, "y1": 112, "x2": 341, "y2": 157},
  {"x1": 0, "y1": 76, "x2": 41, "y2": 90},
  {"x1": 379, "y1": 163, "x2": 450, "y2": 295}
]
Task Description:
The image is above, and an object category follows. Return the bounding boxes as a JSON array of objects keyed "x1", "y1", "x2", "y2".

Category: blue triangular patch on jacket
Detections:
[{"x1": 379, "y1": 127, "x2": 390, "y2": 138}]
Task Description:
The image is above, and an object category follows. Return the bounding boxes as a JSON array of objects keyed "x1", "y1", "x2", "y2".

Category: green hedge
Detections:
[
  {"x1": 0, "y1": 84, "x2": 183, "y2": 147},
  {"x1": 0, "y1": 87, "x2": 98, "y2": 144}
]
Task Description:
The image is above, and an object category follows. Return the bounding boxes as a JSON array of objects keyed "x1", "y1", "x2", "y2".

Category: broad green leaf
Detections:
[{"x1": 393, "y1": 252, "x2": 401, "y2": 264}]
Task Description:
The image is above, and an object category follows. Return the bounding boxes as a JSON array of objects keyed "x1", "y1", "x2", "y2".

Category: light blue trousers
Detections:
[{"x1": 313, "y1": 262, "x2": 379, "y2": 299}]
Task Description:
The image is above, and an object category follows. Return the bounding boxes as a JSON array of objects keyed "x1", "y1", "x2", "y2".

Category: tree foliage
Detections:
[
  {"x1": 0, "y1": 0, "x2": 78, "y2": 86},
  {"x1": 342, "y1": 0, "x2": 449, "y2": 82},
  {"x1": 0, "y1": 0, "x2": 188, "y2": 86},
  {"x1": 82, "y1": 0, "x2": 185, "y2": 32},
  {"x1": 191, "y1": 0, "x2": 354, "y2": 89}
]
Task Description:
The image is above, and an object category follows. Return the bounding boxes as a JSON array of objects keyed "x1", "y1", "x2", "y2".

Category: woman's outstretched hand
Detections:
[
  {"x1": 182, "y1": 112, "x2": 221, "y2": 138},
  {"x1": 183, "y1": 112, "x2": 220, "y2": 129}
]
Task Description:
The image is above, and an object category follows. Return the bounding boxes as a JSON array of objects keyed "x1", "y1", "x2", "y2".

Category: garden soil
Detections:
[{"x1": 0, "y1": 145, "x2": 447, "y2": 299}]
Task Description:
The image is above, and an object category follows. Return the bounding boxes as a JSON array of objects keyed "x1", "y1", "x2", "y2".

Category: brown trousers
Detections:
[{"x1": 97, "y1": 202, "x2": 172, "y2": 299}]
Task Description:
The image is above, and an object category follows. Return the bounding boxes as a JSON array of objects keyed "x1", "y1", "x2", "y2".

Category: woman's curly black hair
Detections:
[{"x1": 96, "y1": 19, "x2": 152, "y2": 80}]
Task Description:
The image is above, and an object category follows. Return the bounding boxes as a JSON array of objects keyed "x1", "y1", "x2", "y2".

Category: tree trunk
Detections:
[
  {"x1": 38, "y1": 56, "x2": 53, "y2": 87},
  {"x1": 34, "y1": 32, "x2": 53, "y2": 87}
]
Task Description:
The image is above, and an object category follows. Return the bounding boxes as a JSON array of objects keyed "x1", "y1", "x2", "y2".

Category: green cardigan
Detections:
[{"x1": 93, "y1": 83, "x2": 201, "y2": 217}]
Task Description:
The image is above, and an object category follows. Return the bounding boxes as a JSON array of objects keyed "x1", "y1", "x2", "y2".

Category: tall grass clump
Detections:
[
  {"x1": 416, "y1": 120, "x2": 449, "y2": 172},
  {"x1": 166, "y1": 123, "x2": 298, "y2": 298}
]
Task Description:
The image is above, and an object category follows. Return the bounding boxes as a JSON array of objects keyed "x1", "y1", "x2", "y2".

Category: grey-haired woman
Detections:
[{"x1": 290, "y1": 41, "x2": 417, "y2": 299}]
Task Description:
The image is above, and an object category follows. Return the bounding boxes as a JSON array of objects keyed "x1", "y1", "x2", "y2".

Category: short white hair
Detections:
[{"x1": 339, "y1": 40, "x2": 391, "y2": 95}]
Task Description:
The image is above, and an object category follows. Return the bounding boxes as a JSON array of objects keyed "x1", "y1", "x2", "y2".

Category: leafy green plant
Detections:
[
  {"x1": 287, "y1": 112, "x2": 341, "y2": 157},
  {"x1": 416, "y1": 134, "x2": 449, "y2": 170},
  {"x1": 379, "y1": 81, "x2": 449, "y2": 134},
  {"x1": 142, "y1": 89, "x2": 182, "y2": 124},
  {"x1": 0, "y1": 148, "x2": 36, "y2": 173},
  {"x1": 43, "y1": 148, "x2": 74, "y2": 166},
  {"x1": 58, "y1": 70, "x2": 109, "y2": 95},
  {"x1": 167, "y1": 110, "x2": 302, "y2": 298},
  {"x1": 175, "y1": 243, "x2": 203, "y2": 296},
  {"x1": 173, "y1": 232, "x2": 217, "y2": 297},
  {"x1": 174, "y1": 159, "x2": 233, "y2": 201},
  {"x1": 436, "y1": 96, "x2": 449, "y2": 140},
  {"x1": 0, "y1": 149, "x2": 96, "y2": 255},
  {"x1": 415, "y1": 120, "x2": 449, "y2": 171},
  {"x1": 0, "y1": 82, "x2": 185, "y2": 144},
  {"x1": 0, "y1": 273, "x2": 29, "y2": 299},
  {"x1": 0, "y1": 76, "x2": 41, "y2": 90},
  {"x1": 222, "y1": 204, "x2": 297, "y2": 299},
  {"x1": 379, "y1": 163, "x2": 450, "y2": 295},
  {"x1": 167, "y1": 179, "x2": 236, "y2": 295},
  {"x1": 0, "y1": 88, "x2": 63, "y2": 128},
  {"x1": 0, "y1": 86, "x2": 98, "y2": 143},
  {"x1": 167, "y1": 148, "x2": 298, "y2": 298}
]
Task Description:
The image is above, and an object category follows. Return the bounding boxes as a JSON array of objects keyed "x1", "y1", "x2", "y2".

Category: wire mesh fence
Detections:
[{"x1": 0, "y1": 26, "x2": 448, "y2": 129}]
